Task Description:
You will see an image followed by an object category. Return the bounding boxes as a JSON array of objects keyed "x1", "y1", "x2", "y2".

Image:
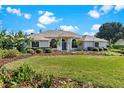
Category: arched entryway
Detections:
[
  {"x1": 62, "y1": 39, "x2": 67, "y2": 50},
  {"x1": 72, "y1": 39, "x2": 78, "y2": 48}
]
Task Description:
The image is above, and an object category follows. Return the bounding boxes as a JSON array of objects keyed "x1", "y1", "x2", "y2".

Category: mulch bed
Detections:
[
  {"x1": 0, "y1": 54, "x2": 32, "y2": 68},
  {"x1": 6, "y1": 78, "x2": 96, "y2": 88}
]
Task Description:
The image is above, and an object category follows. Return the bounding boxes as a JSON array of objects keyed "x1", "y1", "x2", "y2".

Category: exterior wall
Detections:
[
  {"x1": 99, "y1": 42, "x2": 107, "y2": 48},
  {"x1": 81, "y1": 41, "x2": 107, "y2": 50},
  {"x1": 39, "y1": 40, "x2": 50, "y2": 47},
  {"x1": 83, "y1": 41, "x2": 94, "y2": 50},
  {"x1": 29, "y1": 39, "x2": 107, "y2": 51}
]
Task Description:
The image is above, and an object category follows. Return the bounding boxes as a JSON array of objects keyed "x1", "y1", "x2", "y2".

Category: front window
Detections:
[
  {"x1": 50, "y1": 39, "x2": 57, "y2": 48},
  {"x1": 32, "y1": 41, "x2": 39, "y2": 47},
  {"x1": 95, "y1": 42, "x2": 99, "y2": 47},
  {"x1": 72, "y1": 39, "x2": 78, "y2": 48}
]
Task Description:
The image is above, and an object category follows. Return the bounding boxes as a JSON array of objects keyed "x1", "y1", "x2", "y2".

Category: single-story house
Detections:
[{"x1": 28, "y1": 30, "x2": 108, "y2": 51}]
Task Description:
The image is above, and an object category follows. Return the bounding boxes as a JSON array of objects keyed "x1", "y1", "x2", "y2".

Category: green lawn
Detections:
[{"x1": 3, "y1": 55, "x2": 124, "y2": 87}]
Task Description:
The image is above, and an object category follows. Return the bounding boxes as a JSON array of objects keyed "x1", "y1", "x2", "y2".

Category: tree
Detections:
[
  {"x1": 95, "y1": 22, "x2": 124, "y2": 43},
  {"x1": 15, "y1": 31, "x2": 32, "y2": 52},
  {"x1": 0, "y1": 28, "x2": 32, "y2": 52}
]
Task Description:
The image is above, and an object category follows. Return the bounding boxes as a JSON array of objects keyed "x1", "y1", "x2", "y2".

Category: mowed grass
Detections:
[{"x1": 3, "y1": 55, "x2": 124, "y2": 87}]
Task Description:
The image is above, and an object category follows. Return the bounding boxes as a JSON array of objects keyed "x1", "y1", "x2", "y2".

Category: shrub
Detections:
[
  {"x1": 60, "y1": 81, "x2": 75, "y2": 88},
  {"x1": 0, "y1": 80, "x2": 4, "y2": 88},
  {"x1": 87, "y1": 47, "x2": 94, "y2": 51},
  {"x1": 119, "y1": 49, "x2": 124, "y2": 54},
  {"x1": 112, "y1": 45, "x2": 124, "y2": 49},
  {"x1": 26, "y1": 48, "x2": 35, "y2": 54},
  {"x1": 13, "y1": 64, "x2": 35, "y2": 83},
  {"x1": 103, "y1": 47, "x2": 108, "y2": 51},
  {"x1": 0, "y1": 68, "x2": 11, "y2": 83},
  {"x1": 92, "y1": 47, "x2": 99, "y2": 51},
  {"x1": 0, "y1": 49, "x2": 6, "y2": 58},
  {"x1": 2, "y1": 49, "x2": 21, "y2": 58},
  {"x1": 104, "y1": 51, "x2": 122, "y2": 56},
  {"x1": 99, "y1": 48, "x2": 103, "y2": 51},
  {"x1": 42, "y1": 75, "x2": 53, "y2": 88},
  {"x1": 35, "y1": 49, "x2": 43, "y2": 54},
  {"x1": 0, "y1": 64, "x2": 44, "y2": 87},
  {"x1": 120, "y1": 51, "x2": 124, "y2": 54},
  {"x1": 43, "y1": 48, "x2": 52, "y2": 53},
  {"x1": 111, "y1": 49, "x2": 121, "y2": 53}
]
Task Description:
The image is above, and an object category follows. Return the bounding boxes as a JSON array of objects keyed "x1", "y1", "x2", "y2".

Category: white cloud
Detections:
[
  {"x1": 37, "y1": 23, "x2": 46, "y2": 29},
  {"x1": 88, "y1": 5, "x2": 114, "y2": 19},
  {"x1": 60, "y1": 25, "x2": 79, "y2": 32},
  {"x1": 24, "y1": 29, "x2": 35, "y2": 34},
  {"x1": 115, "y1": 5, "x2": 124, "y2": 12},
  {"x1": 37, "y1": 11, "x2": 62, "y2": 28},
  {"x1": 38, "y1": 10, "x2": 44, "y2": 14},
  {"x1": 6, "y1": 7, "x2": 31, "y2": 19},
  {"x1": 83, "y1": 32, "x2": 95, "y2": 36},
  {"x1": 88, "y1": 9, "x2": 100, "y2": 19},
  {"x1": 6, "y1": 7, "x2": 22, "y2": 16},
  {"x1": 91, "y1": 24, "x2": 101, "y2": 31},
  {"x1": 100, "y1": 5, "x2": 114, "y2": 14},
  {"x1": 38, "y1": 11, "x2": 62, "y2": 25},
  {"x1": 23, "y1": 13, "x2": 31, "y2": 19}
]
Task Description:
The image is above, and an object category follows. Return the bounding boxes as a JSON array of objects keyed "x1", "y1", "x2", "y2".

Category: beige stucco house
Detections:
[{"x1": 29, "y1": 30, "x2": 108, "y2": 51}]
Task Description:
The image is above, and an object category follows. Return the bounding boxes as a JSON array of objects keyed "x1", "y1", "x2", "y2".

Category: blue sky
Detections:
[{"x1": 0, "y1": 5, "x2": 124, "y2": 35}]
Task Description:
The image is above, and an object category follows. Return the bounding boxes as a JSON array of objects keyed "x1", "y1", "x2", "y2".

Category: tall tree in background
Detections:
[
  {"x1": 0, "y1": 28, "x2": 32, "y2": 52},
  {"x1": 95, "y1": 22, "x2": 124, "y2": 44}
]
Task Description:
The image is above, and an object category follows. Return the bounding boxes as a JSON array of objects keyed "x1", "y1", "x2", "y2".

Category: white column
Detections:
[
  {"x1": 67, "y1": 38, "x2": 72, "y2": 51},
  {"x1": 57, "y1": 38, "x2": 62, "y2": 51}
]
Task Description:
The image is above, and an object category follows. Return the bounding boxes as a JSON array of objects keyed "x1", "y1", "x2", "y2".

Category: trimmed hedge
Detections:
[
  {"x1": 99, "y1": 48, "x2": 103, "y2": 51},
  {"x1": 87, "y1": 47, "x2": 108, "y2": 51},
  {"x1": 43, "y1": 48, "x2": 52, "y2": 53},
  {"x1": 92, "y1": 47, "x2": 99, "y2": 51},
  {"x1": 87, "y1": 47, "x2": 94, "y2": 51},
  {"x1": 26, "y1": 49, "x2": 35, "y2": 54},
  {"x1": 103, "y1": 47, "x2": 108, "y2": 51},
  {"x1": 35, "y1": 49, "x2": 43, "y2": 54},
  {"x1": 112, "y1": 45, "x2": 124, "y2": 49}
]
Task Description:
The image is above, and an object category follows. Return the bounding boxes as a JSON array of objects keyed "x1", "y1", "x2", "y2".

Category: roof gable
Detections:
[
  {"x1": 30, "y1": 30, "x2": 81, "y2": 39},
  {"x1": 115, "y1": 39, "x2": 124, "y2": 45},
  {"x1": 81, "y1": 35, "x2": 108, "y2": 42}
]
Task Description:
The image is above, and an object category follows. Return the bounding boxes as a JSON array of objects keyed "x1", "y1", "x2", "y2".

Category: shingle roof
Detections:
[
  {"x1": 32, "y1": 37, "x2": 50, "y2": 41},
  {"x1": 80, "y1": 35, "x2": 108, "y2": 42},
  {"x1": 114, "y1": 39, "x2": 124, "y2": 45},
  {"x1": 30, "y1": 30, "x2": 81, "y2": 40}
]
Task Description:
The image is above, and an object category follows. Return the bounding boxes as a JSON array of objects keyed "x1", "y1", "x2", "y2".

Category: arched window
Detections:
[
  {"x1": 50, "y1": 39, "x2": 57, "y2": 48},
  {"x1": 72, "y1": 39, "x2": 77, "y2": 48}
]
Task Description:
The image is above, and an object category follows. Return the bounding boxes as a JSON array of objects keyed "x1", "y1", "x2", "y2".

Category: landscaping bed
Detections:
[
  {"x1": 3, "y1": 55, "x2": 124, "y2": 88},
  {"x1": 0, "y1": 64, "x2": 96, "y2": 88},
  {"x1": 0, "y1": 54, "x2": 32, "y2": 67}
]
